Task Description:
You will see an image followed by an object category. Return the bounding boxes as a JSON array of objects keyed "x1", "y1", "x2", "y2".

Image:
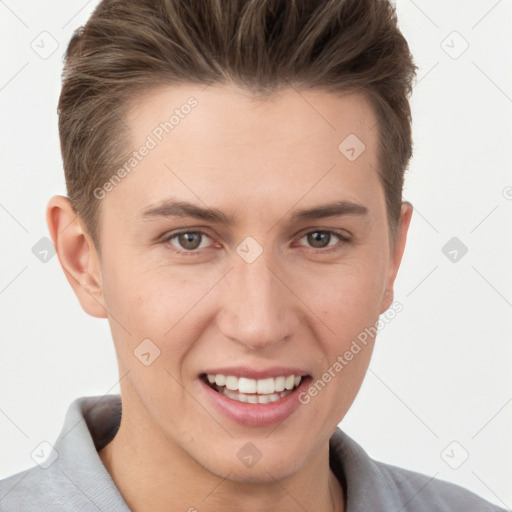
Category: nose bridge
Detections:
[{"x1": 219, "y1": 251, "x2": 293, "y2": 349}]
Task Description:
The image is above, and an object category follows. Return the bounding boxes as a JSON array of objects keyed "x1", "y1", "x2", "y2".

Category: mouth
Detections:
[
  {"x1": 199, "y1": 369, "x2": 311, "y2": 426},
  {"x1": 200, "y1": 373, "x2": 305, "y2": 404}
]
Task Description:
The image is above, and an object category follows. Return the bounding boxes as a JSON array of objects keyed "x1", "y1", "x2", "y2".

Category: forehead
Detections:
[
  {"x1": 105, "y1": 84, "x2": 383, "y2": 222},
  {"x1": 127, "y1": 83, "x2": 377, "y2": 153}
]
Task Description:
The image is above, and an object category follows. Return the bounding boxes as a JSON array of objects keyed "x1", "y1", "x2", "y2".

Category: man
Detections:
[{"x1": 0, "y1": 0, "x2": 505, "y2": 510}]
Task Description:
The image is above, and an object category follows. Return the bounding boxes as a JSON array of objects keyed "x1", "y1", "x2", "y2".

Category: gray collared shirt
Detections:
[{"x1": 0, "y1": 395, "x2": 505, "y2": 511}]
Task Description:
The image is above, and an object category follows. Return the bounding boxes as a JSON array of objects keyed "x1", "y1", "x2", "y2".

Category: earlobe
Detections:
[
  {"x1": 46, "y1": 195, "x2": 107, "y2": 319},
  {"x1": 379, "y1": 201, "x2": 413, "y2": 314}
]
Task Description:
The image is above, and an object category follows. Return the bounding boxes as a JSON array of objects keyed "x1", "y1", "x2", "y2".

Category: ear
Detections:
[
  {"x1": 379, "y1": 201, "x2": 413, "y2": 313},
  {"x1": 46, "y1": 195, "x2": 107, "y2": 318}
]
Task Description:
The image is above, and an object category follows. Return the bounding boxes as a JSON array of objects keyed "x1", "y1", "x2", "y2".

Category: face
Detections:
[{"x1": 67, "y1": 84, "x2": 410, "y2": 483}]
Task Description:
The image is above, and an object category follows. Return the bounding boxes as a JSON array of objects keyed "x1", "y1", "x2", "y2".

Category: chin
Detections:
[
  {"x1": 192, "y1": 441, "x2": 308, "y2": 485},
  {"x1": 216, "y1": 459, "x2": 302, "y2": 485}
]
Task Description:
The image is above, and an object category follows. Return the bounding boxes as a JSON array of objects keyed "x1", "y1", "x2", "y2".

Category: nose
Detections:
[{"x1": 216, "y1": 250, "x2": 297, "y2": 350}]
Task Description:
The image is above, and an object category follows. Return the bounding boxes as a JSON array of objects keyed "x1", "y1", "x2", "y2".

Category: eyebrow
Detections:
[{"x1": 140, "y1": 199, "x2": 368, "y2": 225}]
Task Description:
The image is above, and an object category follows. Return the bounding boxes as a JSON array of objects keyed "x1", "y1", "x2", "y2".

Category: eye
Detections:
[
  {"x1": 166, "y1": 231, "x2": 212, "y2": 252},
  {"x1": 297, "y1": 230, "x2": 348, "y2": 252},
  {"x1": 161, "y1": 228, "x2": 349, "y2": 256}
]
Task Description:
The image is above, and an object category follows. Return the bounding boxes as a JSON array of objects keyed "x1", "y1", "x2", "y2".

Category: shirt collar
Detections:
[
  {"x1": 53, "y1": 395, "x2": 128, "y2": 511},
  {"x1": 58, "y1": 394, "x2": 394, "y2": 511}
]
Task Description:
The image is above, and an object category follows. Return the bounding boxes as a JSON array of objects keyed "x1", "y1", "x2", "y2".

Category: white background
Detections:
[{"x1": 1, "y1": 0, "x2": 511, "y2": 508}]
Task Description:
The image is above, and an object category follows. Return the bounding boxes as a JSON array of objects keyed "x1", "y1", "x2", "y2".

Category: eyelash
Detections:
[{"x1": 162, "y1": 229, "x2": 350, "y2": 256}]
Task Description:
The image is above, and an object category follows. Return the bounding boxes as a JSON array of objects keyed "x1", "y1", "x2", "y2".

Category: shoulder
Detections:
[
  {"x1": 374, "y1": 460, "x2": 505, "y2": 511},
  {"x1": 329, "y1": 428, "x2": 506, "y2": 511},
  {"x1": 0, "y1": 395, "x2": 127, "y2": 512},
  {"x1": 0, "y1": 466, "x2": 65, "y2": 512}
]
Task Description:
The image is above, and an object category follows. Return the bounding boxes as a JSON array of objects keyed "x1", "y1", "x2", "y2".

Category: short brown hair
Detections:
[{"x1": 58, "y1": 0, "x2": 416, "y2": 248}]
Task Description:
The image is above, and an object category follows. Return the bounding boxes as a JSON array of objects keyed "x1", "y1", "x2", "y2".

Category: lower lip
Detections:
[{"x1": 199, "y1": 377, "x2": 310, "y2": 427}]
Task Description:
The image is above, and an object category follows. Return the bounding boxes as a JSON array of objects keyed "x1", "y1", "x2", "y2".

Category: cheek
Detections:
[
  {"x1": 295, "y1": 268, "x2": 380, "y2": 421},
  {"x1": 102, "y1": 262, "x2": 221, "y2": 367},
  {"x1": 103, "y1": 257, "x2": 204, "y2": 326},
  {"x1": 296, "y1": 260, "x2": 386, "y2": 337}
]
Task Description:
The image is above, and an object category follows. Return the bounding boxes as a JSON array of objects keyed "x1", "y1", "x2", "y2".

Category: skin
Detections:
[{"x1": 47, "y1": 84, "x2": 412, "y2": 512}]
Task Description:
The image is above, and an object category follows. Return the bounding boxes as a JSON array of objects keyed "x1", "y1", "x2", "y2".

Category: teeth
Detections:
[
  {"x1": 257, "y1": 378, "x2": 274, "y2": 394},
  {"x1": 274, "y1": 376, "x2": 286, "y2": 392},
  {"x1": 238, "y1": 377, "x2": 257, "y2": 394},
  {"x1": 221, "y1": 387, "x2": 292, "y2": 404},
  {"x1": 258, "y1": 394, "x2": 271, "y2": 404},
  {"x1": 225, "y1": 376, "x2": 239, "y2": 391},
  {"x1": 205, "y1": 373, "x2": 303, "y2": 396}
]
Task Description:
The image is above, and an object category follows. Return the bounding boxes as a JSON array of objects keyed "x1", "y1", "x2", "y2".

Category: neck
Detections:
[{"x1": 98, "y1": 395, "x2": 344, "y2": 512}]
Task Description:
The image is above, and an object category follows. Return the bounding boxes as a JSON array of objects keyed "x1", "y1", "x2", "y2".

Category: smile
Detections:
[{"x1": 203, "y1": 374, "x2": 303, "y2": 404}]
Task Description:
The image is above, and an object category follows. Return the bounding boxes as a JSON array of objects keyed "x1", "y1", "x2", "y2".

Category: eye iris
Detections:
[
  {"x1": 174, "y1": 232, "x2": 335, "y2": 251},
  {"x1": 307, "y1": 231, "x2": 331, "y2": 248},
  {"x1": 178, "y1": 232, "x2": 202, "y2": 250}
]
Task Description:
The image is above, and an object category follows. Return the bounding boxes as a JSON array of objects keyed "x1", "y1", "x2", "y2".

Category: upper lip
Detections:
[{"x1": 200, "y1": 366, "x2": 310, "y2": 379}]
